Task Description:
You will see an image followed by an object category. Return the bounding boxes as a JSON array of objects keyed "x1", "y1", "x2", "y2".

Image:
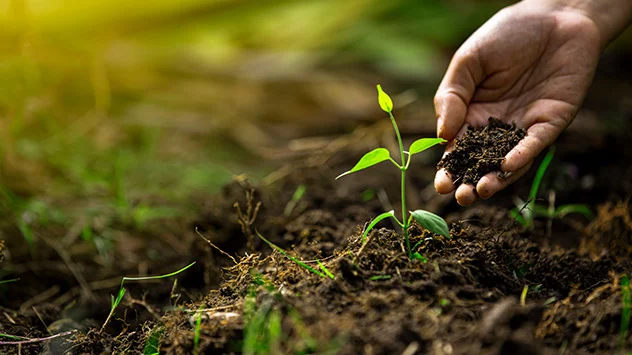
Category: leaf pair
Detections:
[
  {"x1": 361, "y1": 209, "x2": 449, "y2": 242},
  {"x1": 336, "y1": 137, "x2": 446, "y2": 180}
]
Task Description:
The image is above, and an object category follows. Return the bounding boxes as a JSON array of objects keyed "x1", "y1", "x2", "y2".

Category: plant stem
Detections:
[{"x1": 388, "y1": 111, "x2": 410, "y2": 257}]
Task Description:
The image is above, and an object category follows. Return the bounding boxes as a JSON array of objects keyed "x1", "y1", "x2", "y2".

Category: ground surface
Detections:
[{"x1": 1, "y1": 107, "x2": 632, "y2": 354}]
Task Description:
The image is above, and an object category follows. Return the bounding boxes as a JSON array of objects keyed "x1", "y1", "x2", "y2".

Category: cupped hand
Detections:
[{"x1": 433, "y1": 1, "x2": 601, "y2": 205}]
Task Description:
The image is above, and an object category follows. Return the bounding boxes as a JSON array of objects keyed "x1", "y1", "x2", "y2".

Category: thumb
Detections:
[{"x1": 434, "y1": 47, "x2": 483, "y2": 140}]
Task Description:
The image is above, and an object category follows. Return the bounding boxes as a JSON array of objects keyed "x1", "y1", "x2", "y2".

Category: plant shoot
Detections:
[{"x1": 337, "y1": 84, "x2": 449, "y2": 258}]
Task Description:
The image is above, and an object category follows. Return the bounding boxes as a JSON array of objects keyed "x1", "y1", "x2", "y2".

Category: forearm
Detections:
[{"x1": 530, "y1": 0, "x2": 632, "y2": 48}]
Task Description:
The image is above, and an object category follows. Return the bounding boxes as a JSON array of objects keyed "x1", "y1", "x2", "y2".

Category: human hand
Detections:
[{"x1": 433, "y1": 1, "x2": 602, "y2": 205}]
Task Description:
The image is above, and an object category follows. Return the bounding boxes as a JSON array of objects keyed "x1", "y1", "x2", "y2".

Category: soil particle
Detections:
[{"x1": 437, "y1": 117, "x2": 526, "y2": 186}]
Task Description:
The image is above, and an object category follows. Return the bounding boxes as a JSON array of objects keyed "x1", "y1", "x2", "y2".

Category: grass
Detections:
[
  {"x1": 193, "y1": 306, "x2": 203, "y2": 355},
  {"x1": 256, "y1": 231, "x2": 334, "y2": 280},
  {"x1": 511, "y1": 147, "x2": 593, "y2": 229},
  {"x1": 620, "y1": 275, "x2": 631, "y2": 351},
  {"x1": 101, "y1": 261, "x2": 196, "y2": 332}
]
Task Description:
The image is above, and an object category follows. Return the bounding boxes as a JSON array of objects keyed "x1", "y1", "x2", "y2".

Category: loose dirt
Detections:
[
  {"x1": 438, "y1": 117, "x2": 526, "y2": 186},
  {"x1": 2, "y1": 116, "x2": 632, "y2": 355}
]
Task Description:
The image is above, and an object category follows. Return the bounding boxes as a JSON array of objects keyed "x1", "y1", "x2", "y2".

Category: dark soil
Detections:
[
  {"x1": 2, "y1": 96, "x2": 632, "y2": 354},
  {"x1": 438, "y1": 117, "x2": 526, "y2": 186}
]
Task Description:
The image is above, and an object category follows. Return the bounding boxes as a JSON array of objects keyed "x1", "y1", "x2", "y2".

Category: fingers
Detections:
[
  {"x1": 434, "y1": 47, "x2": 484, "y2": 140},
  {"x1": 435, "y1": 168, "x2": 456, "y2": 194},
  {"x1": 501, "y1": 122, "x2": 561, "y2": 172},
  {"x1": 455, "y1": 184, "x2": 477, "y2": 206},
  {"x1": 477, "y1": 162, "x2": 533, "y2": 200}
]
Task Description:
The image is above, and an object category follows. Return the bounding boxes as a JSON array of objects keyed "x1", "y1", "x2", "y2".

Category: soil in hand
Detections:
[{"x1": 437, "y1": 117, "x2": 526, "y2": 186}]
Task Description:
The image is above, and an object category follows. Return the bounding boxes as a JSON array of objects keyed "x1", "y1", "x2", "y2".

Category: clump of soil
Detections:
[
  {"x1": 582, "y1": 200, "x2": 632, "y2": 258},
  {"x1": 438, "y1": 117, "x2": 526, "y2": 186}
]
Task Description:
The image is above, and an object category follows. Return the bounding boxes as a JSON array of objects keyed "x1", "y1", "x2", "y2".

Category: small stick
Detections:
[
  {"x1": 195, "y1": 227, "x2": 238, "y2": 265},
  {"x1": 0, "y1": 330, "x2": 76, "y2": 345}
]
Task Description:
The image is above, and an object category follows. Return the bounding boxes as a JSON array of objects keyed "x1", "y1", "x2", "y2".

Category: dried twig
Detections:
[
  {"x1": 0, "y1": 330, "x2": 76, "y2": 345},
  {"x1": 234, "y1": 187, "x2": 262, "y2": 251},
  {"x1": 195, "y1": 227, "x2": 237, "y2": 265}
]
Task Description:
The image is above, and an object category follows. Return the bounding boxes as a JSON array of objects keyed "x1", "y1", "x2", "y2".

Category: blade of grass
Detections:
[
  {"x1": 256, "y1": 231, "x2": 329, "y2": 279},
  {"x1": 0, "y1": 278, "x2": 20, "y2": 285},
  {"x1": 316, "y1": 260, "x2": 335, "y2": 280},
  {"x1": 529, "y1": 147, "x2": 555, "y2": 202},
  {"x1": 101, "y1": 261, "x2": 196, "y2": 332},
  {"x1": 619, "y1": 275, "x2": 631, "y2": 350}
]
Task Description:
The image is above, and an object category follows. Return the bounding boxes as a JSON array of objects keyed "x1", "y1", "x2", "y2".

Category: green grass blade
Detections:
[
  {"x1": 317, "y1": 260, "x2": 335, "y2": 280},
  {"x1": 0, "y1": 278, "x2": 20, "y2": 285},
  {"x1": 410, "y1": 210, "x2": 450, "y2": 238},
  {"x1": 256, "y1": 231, "x2": 329, "y2": 279},
  {"x1": 362, "y1": 210, "x2": 396, "y2": 243},
  {"x1": 336, "y1": 148, "x2": 393, "y2": 180},
  {"x1": 620, "y1": 275, "x2": 631, "y2": 350},
  {"x1": 193, "y1": 309, "x2": 202, "y2": 355},
  {"x1": 122, "y1": 261, "x2": 196, "y2": 283},
  {"x1": 554, "y1": 204, "x2": 593, "y2": 219},
  {"x1": 529, "y1": 146, "x2": 555, "y2": 201},
  {"x1": 407, "y1": 138, "x2": 446, "y2": 155}
]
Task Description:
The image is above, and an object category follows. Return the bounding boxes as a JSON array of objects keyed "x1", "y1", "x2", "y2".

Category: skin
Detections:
[{"x1": 434, "y1": 0, "x2": 632, "y2": 205}]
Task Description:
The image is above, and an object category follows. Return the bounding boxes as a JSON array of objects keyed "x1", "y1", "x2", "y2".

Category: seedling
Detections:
[
  {"x1": 336, "y1": 85, "x2": 449, "y2": 258},
  {"x1": 193, "y1": 305, "x2": 203, "y2": 355},
  {"x1": 101, "y1": 261, "x2": 196, "y2": 332},
  {"x1": 511, "y1": 147, "x2": 592, "y2": 229},
  {"x1": 256, "y1": 232, "x2": 334, "y2": 280}
]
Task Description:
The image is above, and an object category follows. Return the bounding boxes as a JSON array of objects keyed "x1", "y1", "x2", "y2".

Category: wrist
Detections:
[{"x1": 527, "y1": 0, "x2": 632, "y2": 49}]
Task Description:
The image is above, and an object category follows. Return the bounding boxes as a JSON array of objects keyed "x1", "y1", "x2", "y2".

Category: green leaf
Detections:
[
  {"x1": 362, "y1": 210, "x2": 396, "y2": 243},
  {"x1": 408, "y1": 138, "x2": 446, "y2": 155},
  {"x1": 410, "y1": 210, "x2": 450, "y2": 238},
  {"x1": 411, "y1": 252, "x2": 428, "y2": 263},
  {"x1": 376, "y1": 84, "x2": 393, "y2": 113},
  {"x1": 336, "y1": 148, "x2": 393, "y2": 180},
  {"x1": 529, "y1": 147, "x2": 555, "y2": 201},
  {"x1": 554, "y1": 204, "x2": 593, "y2": 219}
]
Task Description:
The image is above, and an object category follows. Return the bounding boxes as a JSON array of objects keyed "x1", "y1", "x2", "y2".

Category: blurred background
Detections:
[{"x1": 0, "y1": 0, "x2": 631, "y2": 264}]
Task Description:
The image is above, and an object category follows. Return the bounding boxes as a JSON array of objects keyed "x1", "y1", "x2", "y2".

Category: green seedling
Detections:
[
  {"x1": 284, "y1": 185, "x2": 306, "y2": 217},
  {"x1": 256, "y1": 232, "x2": 334, "y2": 279},
  {"x1": 193, "y1": 305, "x2": 203, "y2": 355},
  {"x1": 520, "y1": 285, "x2": 529, "y2": 306},
  {"x1": 369, "y1": 275, "x2": 392, "y2": 281},
  {"x1": 336, "y1": 85, "x2": 449, "y2": 258},
  {"x1": 511, "y1": 147, "x2": 592, "y2": 229},
  {"x1": 620, "y1": 274, "x2": 631, "y2": 351},
  {"x1": 101, "y1": 261, "x2": 196, "y2": 332}
]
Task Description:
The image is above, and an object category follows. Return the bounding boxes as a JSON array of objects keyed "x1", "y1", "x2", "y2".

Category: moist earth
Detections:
[
  {"x1": 438, "y1": 117, "x2": 527, "y2": 186},
  {"x1": 1, "y1": 122, "x2": 632, "y2": 354}
]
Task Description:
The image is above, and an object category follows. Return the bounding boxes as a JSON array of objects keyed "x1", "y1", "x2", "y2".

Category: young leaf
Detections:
[
  {"x1": 410, "y1": 210, "x2": 450, "y2": 238},
  {"x1": 411, "y1": 252, "x2": 428, "y2": 263},
  {"x1": 336, "y1": 148, "x2": 393, "y2": 180},
  {"x1": 362, "y1": 210, "x2": 396, "y2": 242},
  {"x1": 408, "y1": 138, "x2": 446, "y2": 155},
  {"x1": 376, "y1": 84, "x2": 393, "y2": 113}
]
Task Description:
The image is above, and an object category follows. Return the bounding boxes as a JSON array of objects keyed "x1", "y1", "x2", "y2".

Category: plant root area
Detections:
[{"x1": 2, "y1": 115, "x2": 632, "y2": 354}]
